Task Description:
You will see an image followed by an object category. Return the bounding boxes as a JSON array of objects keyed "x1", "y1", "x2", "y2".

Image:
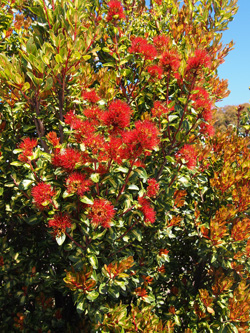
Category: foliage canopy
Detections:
[{"x1": 1, "y1": 0, "x2": 250, "y2": 332}]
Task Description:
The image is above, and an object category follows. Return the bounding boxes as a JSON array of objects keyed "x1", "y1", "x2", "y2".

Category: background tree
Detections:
[
  {"x1": 214, "y1": 103, "x2": 250, "y2": 132},
  {"x1": 1, "y1": 1, "x2": 249, "y2": 332}
]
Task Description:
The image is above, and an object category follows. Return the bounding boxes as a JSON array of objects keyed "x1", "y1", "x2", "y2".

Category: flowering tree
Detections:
[{"x1": 1, "y1": 0, "x2": 249, "y2": 332}]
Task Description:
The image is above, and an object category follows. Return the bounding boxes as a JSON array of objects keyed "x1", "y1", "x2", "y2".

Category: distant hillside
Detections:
[{"x1": 214, "y1": 103, "x2": 250, "y2": 131}]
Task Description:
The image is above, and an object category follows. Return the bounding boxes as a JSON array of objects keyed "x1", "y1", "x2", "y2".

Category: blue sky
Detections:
[
  {"x1": 216, "y1": 0, "x2": 250, "y2": 107},
  {"x1": 145, "y1": 0, "x2": 250, "y2": 107}
]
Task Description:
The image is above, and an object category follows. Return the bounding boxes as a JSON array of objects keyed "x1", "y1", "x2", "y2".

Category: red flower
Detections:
[
  {"x1": 31, "y1": 182, "x2": 56, "y2": 210},
  {"x1": 18, "y1": 137, "x2": 38, "y2": 162},
  {"x1": 88, "y1": 198, "x2": 115, "y2": 228},
  {"x1": 153, "y1": 34, "x2": 169, "y2": 54},
  {"x1": 71, "y1": 119, "x2": 96, "y2": 143},
  {"x1": 139, "y1": 43, "x2": 158, "y2": 61},
  {"x1": 128, "y1": 37, "x2": 145, "y2": 54},
  {"x1": 84, "y1": 133, "x2": 105, "y2": 156},
  {"x1": 146, "y1": 178, "x2": 160, "y2": 198},
  {"x1": 160, "y1": 50, "x2": 181, "y2": 72},
  {"x1": 48, "y1": 213, "x2": 72, "y2": 236},
  {"x1": 123, "y1": 120, "x2": 159, "y2": 158},
  {"x1": 200, "y1": 123, "x2": 215, "y2": 137},
  {"x1": 52, "y1": 148, "x2": 86, "y2": 172},
  {"x1": 186, "y1": 49, "x2": 211, "y2": 72},
  {"x1": 147, "y1": 65, "x2": 163, "y2": 79},
  {"x1": 102, "y1": 100, "x2": 132, "y2": 133},
  {"x1": 46, "y1": 131, "x2": 60, "y2": 147},
  {"x1": 103, "y1": 136, "x2": 124, "y2": 164},
  {"x1": 64, "y1": 110, "x2": 77, "y2": 126},
  {"x1": 107, "y1": 0, "x2": 125, "y2": 22},
  {"x1": 83, "y1": 106, "x2": 102, "y2": 126},
  {"x1": 66, "y1": 172, "x2": 92, "y2": 196},
  {"x1": 129, "y1": 37, "x2": 157, "y2": 60},
  {"x1": 151, "y1": 101, "x2": 168, "y2": 118},
  {"x1": 175, "y1": 144, "x2": 197, "y2": 169},
  {"x1": 138, "y1": 196, "x2": 156, "y2": 224},
  {"x1": 82, "y1": 89, "x2": 100, "y2": 103}
]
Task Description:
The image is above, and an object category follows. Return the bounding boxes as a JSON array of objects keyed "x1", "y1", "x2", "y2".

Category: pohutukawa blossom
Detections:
[
  {"x1": 106, "y1": 0, "x2": 125, "y2": 22},
  {"x1": 160, "y1": 50, "x2": 181, "y2": 72},
  {"x1": 146, "y1": 178, "x2": 160, "y2": 198},
  {"x1": 138, "y1": 196, "x2": 156, "y2": 224},
  {"x1": 153, "y1": 34, "x2": 169, "y2": 54},
  {"x1": 129, "y1": 37, "x2": 157, "y2": 60},
  {"x1": 186, "y1": 49, "x2": 211, "y2": 72},
  {"x1": 151, "y1": 101, "x2": 168, "y2": 118},
  {"x1": 31, "y1": 182, "x2": 56, "y2": 210},
  {"x1": 175, "y1": 144, "x2": 197, "y2": 169},
  {"x1": 102, "y1": 100, "x2": 132, "y2": 133},
  {"x1": 123, "y1": 120, "x2": 160, "y2": 158},
  {"x1": 82, "y1": 89, "x2": 100, "y2": 103},
  {"x1": 147, "y1": 65, "x2": 163, "y2": 79},
  {"x1": 83, "y1": 106, "x2": 102, "y2": 126},
  {"x1": 70, "y1": 119, "x2": 96, "y2": 143},
  {"x1": 88, "y1": 198, "x2": 115, "y2": 228},
  {"x1": 103, "y1": 136, "x2": 124, "y2": 164},
  {"x1": 84, "y1": 133, "x2": 105, "y2": 156},
  {"x1": 18, "y1": 137, "x2": 38, "y2": 162},
  {"x1": 66, "y1": 172, "x2": 92, "y2": 196},
  {"x1": 48, "y1": 213, "x2": 72, "y2": 236},
  {"x1": 200, "y1": 123, "x2": 215, "y2": 137},
  {"x1": 64, "y1": 110, "x2": 77, "y2": 126},
  {"x1": 46, "y1": 131, "x2": 60, "y2": 147},
  {"x1": 52, "y1": 148, "x2": 86, "y2": 172}
]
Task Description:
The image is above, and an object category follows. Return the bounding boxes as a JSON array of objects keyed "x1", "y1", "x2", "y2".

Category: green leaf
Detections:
[
  {"x1": 88, "y1": 254, "x2": 98, "y2": 269},
  {"x1": 87, "y1": 290, "x2": 99, "y2": 301},
  {"x1": 128, "y1": 184, "x2": 139, "y2": 190},
  {"x1": 10, "y1": 161, "x2": 23, "y2": 166},
  {"x1": 18, "y1": 179, "x2": 33, "y2": 190},
  {"x1": 56, "y1": 233, "x2": 66, "y2": 246},
  {"x1": 91, "y1": 173, "x2": 100, "y2": 183},
  {"x1": 80, "y1": 196, "x2": 94, "y2": 205}
]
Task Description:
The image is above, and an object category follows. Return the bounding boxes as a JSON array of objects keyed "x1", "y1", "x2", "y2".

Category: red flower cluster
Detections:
[
  {"x1": 103, "y1": 136, "x2": 124, "y2": 164},
  {"x1": 138, "y1": 196, "x2": 156, "y2": 224},
  {"x1": 102, "y1": 100, "x2": 132, "y2": 133},
  {"x1": 82, "y1": 89, "x2": 100, "y2": 103},
  {"x1": 64, "y1": 110, "x2": 77, "y2": 126},
  {"x1": 66, "y1": 172, "x2": 92, "y2": 196},
  {"x1": 200, "y1": 123, "x2": 215, "y2": 137},
  {"x1": 18, "y1": 137, "x2": 38, "y2": 162},
  {"x1": 31, "y1": 182, "x2": 56, "y2": 210},
  {"x1": 153, "y1": 34, "x2": 169, "y2": 54},
  {"x1": 154, "y1": 0, "x2": 163, "y2": 5},
  {"x1": 48, "y1": 213, "x2": 72, "y2": 236},
  {"x1": 190, "y1": 87, "x2": 212, "y2": 121},
  {"x1": 88, "y1": 198, "x2": 115, "y2": 228},
  {"x1": 186, "y1": 49, "x2": 211, "y2": 72},
  {"x1": 160, "y1": 50, "x2": 181, "y2": 72},
  {"x1": 175, "y1": 144, "x2": 197, "y2": 169},
  {"x1": 123, "y1": 120, "x2": 159, "y2": 158},
  {"x1": 146, "y1": 178, "x2": 160, "y2": 198},
  {"x1": 147, "y1": 65, "x2": 163, "y2": 79},
  {"x1": 46, "y1": 131, "x2": 60, "y2": 147},
  {"x1": 129, "y1": 37, "x2": 157, "y2": 60},
  {"x1": 83, "y1": 107, "x2": 102, "y2": 126},
  {"x1": 52, "y1": 148, "x2": 86, "y2": 171},
  {"x1": 106, "y1": 0, "x2": 125, "y2": 22},
  {"x1": 70, "y1": 119, "x2": 96, "y2": 143},
  {"x1": 151, "y1": 101, "x2": 168, "y2": 118}
]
